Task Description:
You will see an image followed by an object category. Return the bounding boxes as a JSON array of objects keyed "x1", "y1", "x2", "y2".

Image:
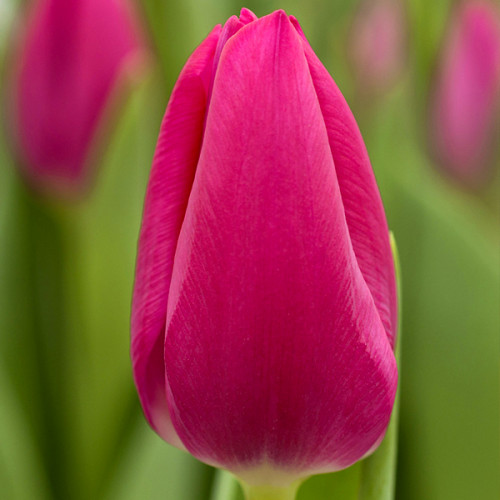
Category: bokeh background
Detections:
[{"x1": 0, "y1": 0, "x2": 498, "y2": 499}]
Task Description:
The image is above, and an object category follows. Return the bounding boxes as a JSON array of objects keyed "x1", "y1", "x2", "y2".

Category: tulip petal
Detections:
[
  {"x1": 212, "y1": 11, "x2": 255, "y2": 72},
  {"x1": 239, "y1": 7, "x2": 258, "y2": 25},
  {"x1": 164, "y1": 11, "x2": 397, "y2": 478},
  {"x1": 294, "y1": 23, "x2": 397, "y2": 348},
  {"x1": 131, "y1": 26, "x2": 221, "y2": 447}
]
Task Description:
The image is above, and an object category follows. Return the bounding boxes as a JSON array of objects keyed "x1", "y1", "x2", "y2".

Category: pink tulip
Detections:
[
  {"x1": 430, "y1": 1, "x2": 500, "y2": 186},
  {"x1": 8, "y1": 0, "x2": 145, "y2": 196},
  {"x1": 349, "y1": 0, "x2": 406, "y2": 93},
  {"x1": 131, "y1": 9, "x2": 397, "y2": 489}
]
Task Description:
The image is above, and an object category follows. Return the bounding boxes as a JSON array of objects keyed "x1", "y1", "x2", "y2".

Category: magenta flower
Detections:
[
  {"x1": 131, "y1": 9, "x2": 397, "y2": 489},
  {"x1": 349, "y1": 0, "x2": 406, "y2": 94},
  {"x1": 8, "y1": 0, "x2": 145, "y2": 196},
  {"x1": 430, "y1": 1, "x2": 500, "y2": 187}
]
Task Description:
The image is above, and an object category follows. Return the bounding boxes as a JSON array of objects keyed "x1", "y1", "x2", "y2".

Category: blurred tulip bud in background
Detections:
[
  {"x1": 430, "y1": 0, "x2": 500, "y2": 188},
  {"x1": 348, "y1": 0, "x2": 406, "y2": 95},
  {"x1": 131, "y1": 8, "x2": 397, "y2": 496},
  {"x1": 6, "y1": 0, "x2": 147, "y2": 197}
]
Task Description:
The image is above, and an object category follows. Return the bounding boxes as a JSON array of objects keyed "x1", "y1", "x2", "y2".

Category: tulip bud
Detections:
[
  {"x1": 6, "y1": 0, "x2": 146, "y2": 197},
  {"x1": 131, "y1": 9, "x2": 397, "y2": 492},
  {"x1": 430, "y1": 1, "x2": 500, "y2": 187},
  {"x1": 348, "y1": 0, "x2": 406, "y2": 94}
]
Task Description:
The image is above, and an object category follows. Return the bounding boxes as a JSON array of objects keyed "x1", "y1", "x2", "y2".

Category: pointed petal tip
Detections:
[
  {"x1": 239, "y1": 8, "x2": 258, "y2": 24},
  {"x1": 289, "y1": 15, "x2": 307, "y2": 41},
  {"x1": 269, "y1": 9, "x2": 290, "y2": 25}
]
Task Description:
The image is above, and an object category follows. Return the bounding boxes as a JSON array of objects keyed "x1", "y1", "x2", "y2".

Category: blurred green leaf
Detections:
[
  {"x1": 60, "y1": 73, "x2": 164, "y2": 498},
  {"x1": 0, "y1": 365, "x2": 51, "y2": 500},
  {"x1": 406, "y1": 0, "x2": 453, "y2": 102},
  {"x1": 140, "y1": 0, "x2": 234, "y2": 91},
  {"x1": 298, "y1": 464, "x2": 361, "y2": 500},
  {"x1": 1, "y1": 103, "x2": 73, "y2": 500},
  {"x1": 392, "y1": 175, "x2": 500, "y2": 500},
  {"x1": 106, "y1": 421, "x2": 213, "y2": 500},
  {"x1": 210, "y1": 471, "x2": 244, "y2": 500},
  {"x1": 0, "y1": 0, "x2": 15, "y2": 57},
  {"x1": 366, "y1": 82, "x2": 500, "y2": 500},
  {"x1": 0, "y1": 136, "x2": 51, "y2": 500}
]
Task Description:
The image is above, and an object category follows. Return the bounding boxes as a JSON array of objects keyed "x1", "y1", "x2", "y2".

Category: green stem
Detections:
[{"x1": 241, "y1": 482, "x2": 300, "y2": 500}]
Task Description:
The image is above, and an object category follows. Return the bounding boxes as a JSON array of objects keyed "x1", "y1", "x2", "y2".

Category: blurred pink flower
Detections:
[
  {"x1": 131, "y1": 9, "x2": 397, "y2": 488},
  {"x1": 430, "y1": 1, "x2": 500, "y2": 186},
  {"x1": 349, "y1": 0, "x2": 406, "y2": 93},
  {"x1": 8, "y1": 0, "x2": 146, "y2": 197}
]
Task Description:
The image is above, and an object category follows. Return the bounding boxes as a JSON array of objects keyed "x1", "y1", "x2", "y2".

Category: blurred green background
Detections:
[{"x1": 0, "y1": 0, "x2": 498, "y2": 499}]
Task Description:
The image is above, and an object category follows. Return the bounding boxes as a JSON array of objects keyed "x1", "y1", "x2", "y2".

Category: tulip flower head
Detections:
[
  {"x1": 131, "y1": 8, "x2": 397, "y2": 493},
  {"x1": 430, "y1": 1, "x2": 500, "y2": 187},
  {"x1": 7, "y1": 0, "x2": 145, "y2": 197}
]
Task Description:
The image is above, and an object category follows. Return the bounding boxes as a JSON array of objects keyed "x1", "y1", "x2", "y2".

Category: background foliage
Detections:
[{"x1": 0, "y1": 0, "x2": 498, "y2": 499}]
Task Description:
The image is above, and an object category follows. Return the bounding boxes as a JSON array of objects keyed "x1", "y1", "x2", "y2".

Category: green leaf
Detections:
[
  {"x1": 61, "y1": 74, "x2": 164, "y2": 499},
  {"x1": 1, "y1": 117, "x2": 74, "y2": 499},
  {"x1": 210, "y1": 471, "x2": 244, "y2": 500},
  {"x1": 391, "y1": 176, "x2": 499, "y2": 500},
  {"x1": 366, "y1": 80, "x2": 500, "y2": 500},
  {"x1": 105, "y1": 421, "x2": 213, "y2": 500},
  {"x1": 406, "y1": 0, "x2": 453, "y2": 106},
  {"x1": 141, "y1": 0, "x2": 234, "y2": 90},
  {"x1": 0, "y1": 359, "x2": 51, "y2": 499}
]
